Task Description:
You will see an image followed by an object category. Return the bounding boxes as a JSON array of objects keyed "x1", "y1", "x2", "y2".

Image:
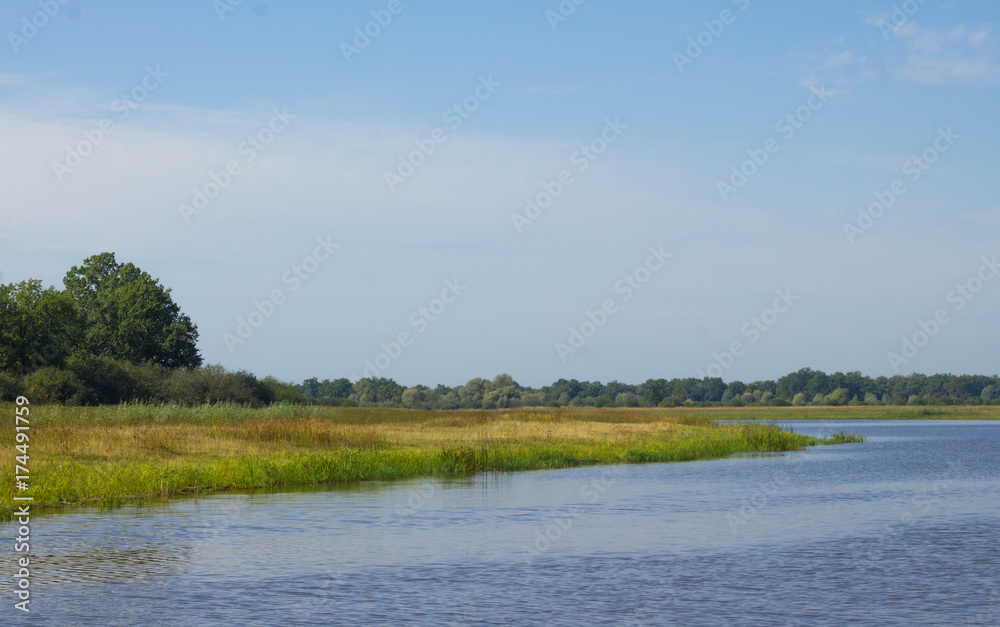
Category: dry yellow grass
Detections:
[{"x1": 0, "y1": 403, "x2": 850, "y2": 519}]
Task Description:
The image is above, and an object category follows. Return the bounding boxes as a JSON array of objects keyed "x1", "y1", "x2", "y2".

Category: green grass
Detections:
[
  {"x1": 682, "y1": 405, "x2": 1000, "y2": 421},
  {"x1": 817, "y1": 430, "x2": 867, "y2": 444},
  {"x1": 0, "y1": 403, "x2": 881, "y2": 520}
]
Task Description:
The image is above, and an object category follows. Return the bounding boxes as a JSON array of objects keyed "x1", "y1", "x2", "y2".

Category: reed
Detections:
[{"x1": 0, "y1": 403, "x2": 886, "y2": 520}]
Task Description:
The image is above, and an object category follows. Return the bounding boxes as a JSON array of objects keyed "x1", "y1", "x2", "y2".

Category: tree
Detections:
[
  {"x1": 0, "y1": 280, "x2": 81, "y2": 374},
  {"x1": 459, "y1": 378, "x2": 485, "y2": 408},
  {"x1": 63, "y1": 253, "x2": 201, "y2": 368},
  {"x1": 483, "y1": 374, "x2": 521, "y2": 409}
]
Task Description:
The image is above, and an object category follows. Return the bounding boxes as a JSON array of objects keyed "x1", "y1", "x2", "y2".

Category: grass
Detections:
[
  {"x1": 818, "y1": 430, "x2": 867, "y2": 444},
  {"x1": 0, "y1": 403, "x2": 914, "y2": 520},
  {"x1": 686, "y1": 404, "x2": 1000, "y2": 421}
]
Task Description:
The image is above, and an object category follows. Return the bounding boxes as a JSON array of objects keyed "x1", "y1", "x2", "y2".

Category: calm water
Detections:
[{"x1": 3, "y1": 420, "x2": 999, "y2": 626}]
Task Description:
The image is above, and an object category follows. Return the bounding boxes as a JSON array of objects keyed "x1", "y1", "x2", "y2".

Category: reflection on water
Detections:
[{"x1": 3, "y1": 421, "x2": 999, "y2": 625}]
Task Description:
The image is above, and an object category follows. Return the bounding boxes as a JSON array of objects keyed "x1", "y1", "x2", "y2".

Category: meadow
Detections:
[{"x1": 7, "y1": 402, "x2": 971, "y2": 521}]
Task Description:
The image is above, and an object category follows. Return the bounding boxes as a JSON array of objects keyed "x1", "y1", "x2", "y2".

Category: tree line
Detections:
[{"x1": 2, "y1": 254, "x2": 998, "y2": 407}]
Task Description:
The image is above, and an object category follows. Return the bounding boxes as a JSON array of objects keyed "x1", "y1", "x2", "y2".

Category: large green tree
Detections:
[
  {"x1": 0, "y1": 280, "x2": 81, "y2": 374},
  {"x1": 63, "y1": 253, "x2": 202, "y2": 368}
]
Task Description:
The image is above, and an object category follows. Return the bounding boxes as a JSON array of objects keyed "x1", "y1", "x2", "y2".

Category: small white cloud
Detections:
[
  {"x1": 971, "y1": 208, "x2": 1000, "y2": 226},
  {"x1": 521, "y1": 85, "x2": 583, "y2": 96},
  {"x1": 890, "y1": 22, "x2": 1000, "y2": 85},
  {"x1": 825, "y1": 51, "x2": 853, "y2": 67},
  {"x1": 0, "y1": 73, "x2": 27, "y2": 86}
]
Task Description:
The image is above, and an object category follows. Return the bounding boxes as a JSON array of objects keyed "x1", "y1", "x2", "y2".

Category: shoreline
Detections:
[{"x1": 0, "y1": 404, "x2": 879, "y2": 521}]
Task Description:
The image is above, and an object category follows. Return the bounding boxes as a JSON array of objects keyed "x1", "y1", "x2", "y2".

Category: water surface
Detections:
[{"x1": 3, "y1": 420, "x2": 999, "y2": 625}]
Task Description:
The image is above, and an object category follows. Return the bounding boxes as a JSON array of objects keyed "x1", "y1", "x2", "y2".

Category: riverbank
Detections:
[
  {"x1": 0, "y1": 404, "x2": 872, "y2": 520},
  {"x1": 692, "y1": 405, "x2": 1000, "y2": 421}
]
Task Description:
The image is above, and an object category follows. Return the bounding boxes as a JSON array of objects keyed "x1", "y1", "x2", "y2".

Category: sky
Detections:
[{"x1": 0, "y1": 0, "x2": 998, "y2": 388}]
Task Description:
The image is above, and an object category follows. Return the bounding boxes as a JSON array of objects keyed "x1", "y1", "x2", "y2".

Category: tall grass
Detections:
[{"x1": 0, "y1": 404, "x2": 861, "y2": 520}]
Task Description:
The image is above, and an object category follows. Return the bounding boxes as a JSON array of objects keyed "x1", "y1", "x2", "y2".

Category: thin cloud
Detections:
[
  {"x1": 891, "y1": 22, "x2": 1000, "y2": 85},
  {"x1": 521, "y1": 85, "x2": 583, "y2": 95}
]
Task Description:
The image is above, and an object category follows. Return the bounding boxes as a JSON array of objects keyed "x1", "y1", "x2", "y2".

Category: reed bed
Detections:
[{"x1": 0, "y1": 403, "x2": 895, "y2": 520}]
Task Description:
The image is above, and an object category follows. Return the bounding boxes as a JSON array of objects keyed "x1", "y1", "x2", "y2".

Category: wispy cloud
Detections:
[
  {"x1": 521, "y1": 85, "x2": 583, "y2": 96},
  {"x1": 891, "y1": 23, "x2": 1000, "y2": 85},
  {"x1": 970, "y1": 208, "x2": 1000, "y2": 226},
  {"x1": 0, "y1": 73, "x2": 28, "y2": 86},
  {"x1": 825, "y1": 51, "x2": 854, "y2": 67}
]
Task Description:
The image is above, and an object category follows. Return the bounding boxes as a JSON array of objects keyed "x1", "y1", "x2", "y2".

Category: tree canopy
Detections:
[
  {"x1": 62, "y1": 253, "x2": 201, "y2": 368},
  {"x1": 0, "y1": 280, "x2": 80, "y2": 374}
]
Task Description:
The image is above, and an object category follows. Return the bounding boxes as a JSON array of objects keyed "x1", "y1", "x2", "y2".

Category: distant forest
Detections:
[{"x1": 3, "y1": 254, "x2": 998, "y2": 408}]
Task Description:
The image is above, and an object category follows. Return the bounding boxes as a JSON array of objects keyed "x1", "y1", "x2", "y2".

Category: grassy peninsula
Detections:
[{"x1": 0, "y1": 404, "x2": 875, "y2": 520}]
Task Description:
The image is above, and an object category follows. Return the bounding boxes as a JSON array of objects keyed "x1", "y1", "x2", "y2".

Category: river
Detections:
[{"x1": 3, "y1": 420, "x2": 999, "y2": 625}]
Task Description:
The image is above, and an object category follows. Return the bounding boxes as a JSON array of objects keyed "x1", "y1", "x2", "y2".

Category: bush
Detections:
[
  {"x1": 824, "y1": 388, "x2": 849, "y2": 406},
  {"x1": 165, "y1": 365, "x2": 273, "y2": 407},
  {"x1": 615, "y1": 392, "x2": 640, "y2": 408},
  {"x1": 261, "y1": 376, "x2": 309, "y2": 404},
  {"x1": 0, "y1": 372, "x2": 24, "y2": 401},
  {"x1": 65, "y1": 355, "x2": 138, "y2": 404},
  {"x1": 24, "y1": 367, "x2": 94, "y2": 405},
  {"x1": 120, "y1": 360, "x2": 171, "y2": 402},
  {"x1": 791, "y1": 392, "x2": 807, "y2": 406}
]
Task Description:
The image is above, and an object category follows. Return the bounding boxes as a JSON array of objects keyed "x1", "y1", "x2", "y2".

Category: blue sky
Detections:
[{"x1": 1, "y1": 0, "x2": 998, "y2": 387}]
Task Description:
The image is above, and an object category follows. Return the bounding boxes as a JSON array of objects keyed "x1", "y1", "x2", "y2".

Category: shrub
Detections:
[
  {"x1": 520, "y1": 392, "x2": 545, "y2": 407},
  {"x1": 24, "y1": 367, "x2": 94, "y2": 405},
  {"x1": 825, "y1": 388, "x2": 849, "y2": 406},
  {"x1": 791, "y1": 392, "x2": 807, "y2": 406},
  {"x1": 165, "y1": 365, "x2": 273, "y2": 407},
  {"x1": 261, "y1": 376, "x2": 309, "y2": 404},
  {"x1": 120, "y1": 360, "x2": 171, "y2": 402},
  {"x1": 615, "y1": 392, "x2": 640, "y2": 408},
  {"x1": 0, "y1": 372, "x2": 24, "y2": 401},
  {"x1": 65, "y1": 355, "x2": 138, "y2": 404}
]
